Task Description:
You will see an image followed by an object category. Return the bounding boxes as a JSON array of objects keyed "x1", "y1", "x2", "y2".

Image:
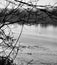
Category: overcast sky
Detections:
[{"x1": 0, "y1": 0, "x2": 57, "y2": 8}]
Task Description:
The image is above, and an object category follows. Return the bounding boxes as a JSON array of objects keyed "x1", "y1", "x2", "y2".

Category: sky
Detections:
[{"x1": 0, "y1": 0, "x2": 57, "y2": 8}]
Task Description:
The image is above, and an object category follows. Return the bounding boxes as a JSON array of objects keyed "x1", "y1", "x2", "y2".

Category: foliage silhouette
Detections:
[{"x1": 0, "y1": 7, "x2": 57, "y2": 27}]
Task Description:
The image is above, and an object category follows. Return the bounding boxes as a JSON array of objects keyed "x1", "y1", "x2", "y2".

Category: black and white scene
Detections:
[{"x1": 0, "y1": 0, "x2": 57, "y2": 65}]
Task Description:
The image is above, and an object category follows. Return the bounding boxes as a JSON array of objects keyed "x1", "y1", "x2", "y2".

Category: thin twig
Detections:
[{"x1": 8, "y1": 24, "x2": 24, "y2": 58}]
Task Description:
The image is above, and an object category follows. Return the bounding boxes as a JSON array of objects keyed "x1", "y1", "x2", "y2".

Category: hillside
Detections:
[{"x1": 0, "y1": 7, "x2": 57, "y2": 27}]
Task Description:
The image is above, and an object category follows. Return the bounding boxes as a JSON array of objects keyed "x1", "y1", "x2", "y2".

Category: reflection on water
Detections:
[
  {"x1": 22, "y1": 24, "x2": 57, "y2": 39},
  {"x1": 2, "y1": 24, "x2": 57, "y2": 39}
]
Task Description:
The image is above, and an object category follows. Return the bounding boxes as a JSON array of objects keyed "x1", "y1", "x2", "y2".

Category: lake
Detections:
[{"x1": 1, "y1": 24, "x2": 57, "y2": 65}]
